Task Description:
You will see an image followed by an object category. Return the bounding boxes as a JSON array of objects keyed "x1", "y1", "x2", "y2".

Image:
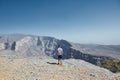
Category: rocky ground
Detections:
[{"x1": 0, "y1": 56, "x2": 120, "y2": 80}]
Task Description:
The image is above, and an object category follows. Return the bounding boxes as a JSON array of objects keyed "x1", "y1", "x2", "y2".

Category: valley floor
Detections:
[{"x1": 0, "y1": 57, "x2": 120, "y2": 80}]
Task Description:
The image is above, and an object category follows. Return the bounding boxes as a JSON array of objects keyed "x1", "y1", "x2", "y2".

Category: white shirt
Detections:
[{"x1": 57, "y1": 47, "x2": 63, "y2": 55}]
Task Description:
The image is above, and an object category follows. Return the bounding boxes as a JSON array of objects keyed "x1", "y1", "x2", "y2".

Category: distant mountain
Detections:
[{"x1": 0, "y1": 34, "x2": 120, "y2": 65}]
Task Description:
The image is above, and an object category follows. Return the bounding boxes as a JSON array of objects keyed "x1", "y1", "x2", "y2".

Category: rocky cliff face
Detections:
[
  {"x1": 0, "y1": 34, "x2": 120, "y2": 65},
  {"x1": 0, "y1": 43, "x2": 5, "y2": 50},
  {"x1": 15, "y1": 36, "x2": 58, "y2": 57}
]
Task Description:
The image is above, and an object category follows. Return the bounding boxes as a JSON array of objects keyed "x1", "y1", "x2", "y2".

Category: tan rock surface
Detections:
[{"x1": 0, "y1": 57, "x2": 120, "y2": 80}]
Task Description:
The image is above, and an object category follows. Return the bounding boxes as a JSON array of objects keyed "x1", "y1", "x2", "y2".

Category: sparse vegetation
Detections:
[{"x1": 99, "y1": 58, "x2": 120, "y2": 73}]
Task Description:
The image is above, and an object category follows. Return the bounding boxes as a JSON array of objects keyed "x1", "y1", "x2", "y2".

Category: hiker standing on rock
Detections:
[{"x1": 57, "y1": 45, "x2": 63, "y2": 65}]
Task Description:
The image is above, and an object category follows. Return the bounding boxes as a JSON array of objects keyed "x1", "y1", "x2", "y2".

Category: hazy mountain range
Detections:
[{"x1": 0, "y1": 34, "x2": 120, "y2": 64}]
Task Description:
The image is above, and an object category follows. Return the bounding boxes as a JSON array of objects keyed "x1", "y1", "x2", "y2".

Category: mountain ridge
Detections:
[{"x1": 0, "y1": 34, "x2": 120, "y2": 64}]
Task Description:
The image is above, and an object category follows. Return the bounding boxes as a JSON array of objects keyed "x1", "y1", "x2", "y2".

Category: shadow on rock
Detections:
[{"x1": 46, "y1": 62, "x2": 58, "y2": 65}]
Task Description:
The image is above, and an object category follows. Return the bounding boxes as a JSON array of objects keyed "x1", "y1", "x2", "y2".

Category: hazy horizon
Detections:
[{"x1": 0, "y1": 0, "x2": 120, "y2": 45}]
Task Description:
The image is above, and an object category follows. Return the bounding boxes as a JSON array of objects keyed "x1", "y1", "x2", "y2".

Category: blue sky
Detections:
[{"x1": 0, "y1": 0, "x2": 120, "y2": 45}]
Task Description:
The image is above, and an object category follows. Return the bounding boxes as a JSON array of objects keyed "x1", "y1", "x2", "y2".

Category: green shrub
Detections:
[{"x1": 100, "y1": 58, "x2": 120, "y2": 73}]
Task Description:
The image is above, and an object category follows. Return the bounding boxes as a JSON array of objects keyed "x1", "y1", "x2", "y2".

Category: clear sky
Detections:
[{"x1": 0, "y1": 0, "x2": 120, "y2": 45}]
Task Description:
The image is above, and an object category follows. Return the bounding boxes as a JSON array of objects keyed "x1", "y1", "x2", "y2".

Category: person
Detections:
[{"x1": 57, "y1": 45, "x2": 63, "y2": 65}]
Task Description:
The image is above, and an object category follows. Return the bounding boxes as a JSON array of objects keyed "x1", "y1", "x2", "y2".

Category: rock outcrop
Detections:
[{"x1": 0, "y1": 57, "x2": 120, "y2": 80}]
